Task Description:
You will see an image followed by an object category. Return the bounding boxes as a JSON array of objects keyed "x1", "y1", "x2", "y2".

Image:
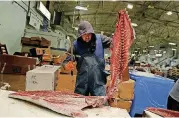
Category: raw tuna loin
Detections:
[{"x1": 8, "y1": 91, "x2": 107, "y2": 117}]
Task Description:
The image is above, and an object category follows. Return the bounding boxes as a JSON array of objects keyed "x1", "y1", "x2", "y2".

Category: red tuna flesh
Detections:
[
  {"x1": 107, "y1": 10, "x2": 134, "y2": 98},
  {"x1": 8, "y1": 91, "x2": 107, "y2": 117},
  {"x1": 146, "y1": 107, "x2": 179, "y2": 117}
]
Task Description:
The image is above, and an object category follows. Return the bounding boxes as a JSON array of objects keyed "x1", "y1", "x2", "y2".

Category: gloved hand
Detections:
[{"x1": 64, "y1": 61, "x2": 75, "y2": 71}]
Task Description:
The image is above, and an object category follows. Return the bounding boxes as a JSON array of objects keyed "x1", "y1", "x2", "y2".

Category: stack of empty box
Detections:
[{"x1": 107, "y1": 77, "x2": 135, "y2": 112}]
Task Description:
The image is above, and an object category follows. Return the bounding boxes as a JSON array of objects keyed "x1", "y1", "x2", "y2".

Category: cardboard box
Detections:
[
  {"x1": 0, "y1": 74, "x2": 25, "y2": 91},
  {"x1": 26, "y1": 65, "x2": 60, "y2": 91},
  {"x1": 41, "y1": 37, "x2": 51, "y2": 47},
  {"x1": 122, "y1": 67, "x2": 130, "y2": 81},
  {"x1": 106, "y1": 77, "x2": 135, "y2": 100},
  {"x1": 0, "y1": 55, "x2": 36, "y2": 75},
  {"x1": 118, "y1": 79, "x2": 135, "y2": 100},
  {"x1": 109, "y1": 98, "x2": 132, "y2": 112},
  {"x1": 21, "y1": 37, "x2": 31, "y2": 45},
  {"x1": 56, "y1": 74, "x2": 76, "y2": 92},
  {"x1": 60, "y1": 67, "x2": 77, "y2": 75}
]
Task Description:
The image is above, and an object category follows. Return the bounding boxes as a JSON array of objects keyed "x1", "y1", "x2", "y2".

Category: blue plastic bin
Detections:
[{"x1": 129, "y1": 71, "x2": 174, "y2": 117}]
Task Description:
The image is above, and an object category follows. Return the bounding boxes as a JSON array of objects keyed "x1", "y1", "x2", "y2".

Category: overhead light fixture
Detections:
[
  {"x1": 172, "y1": 48, "x2": 177, "y2": 51},
  {"x1": 150, "y1": 31, "x2": 154, "y2": 34},
  {"x1": 105, "y1": 54, "x2": 108, "y2": 57},
  {"x1": 148, "y1": 5, "x2": 154, "y2": 9},
  {"x1": 143, "y1": 50, "x2": 147, "y2": 52},
  {"x1": 149, "y1": 46, "x2": 154, "y2": 48},
  {"x1": 169, "y1": 42, "x2": 176, "y2": 45},
  {"x1": 156, "y1": 54, "x2": 162, "y2": 57},
  {"x1": 127, "y1": 4, "x2": 133, "y2": 9},
  {"x1": 131, "y1": 54, "x2": 135, "y2": 56},
  {"x1": 67, "y1": 36, "x2": 70, "y2": 40},
  {"x1": 131, "y1": 23, "x2": 138, "y2": 27},
  {"x1": 134, "y1": 51, "x2": 138, "y2": 52},
  {"x1": 166, "y1": 11, "x2": 172, "y2": 15},
  {"x1": 163, "y1": 51, "x2": 166, "y2": 54},
  {"x1": 73, "y1": 27, "x2": 78, "y2": 31},
  {"x1": 75, "y1": 6, "x2": 88, "y2": 11},
  {"x1": 101, "y1": 31, "x2": 104, "y2": 35}
]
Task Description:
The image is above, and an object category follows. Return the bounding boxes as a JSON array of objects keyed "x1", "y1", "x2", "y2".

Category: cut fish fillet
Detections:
[
  {"x1": 146, "y1": 107, "x2": 179, "y2": 117},
  {"x1": 8, "y1": 91, "x2": 107, "y2": 117}
]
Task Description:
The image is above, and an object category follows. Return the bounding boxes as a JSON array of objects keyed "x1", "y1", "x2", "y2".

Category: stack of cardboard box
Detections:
[
  {"x1": 107, "y1": 68, "x2": 135, "y2": 112},
  {"x1": 108, "y1": 79, "x2": 135, "y2": 112}
]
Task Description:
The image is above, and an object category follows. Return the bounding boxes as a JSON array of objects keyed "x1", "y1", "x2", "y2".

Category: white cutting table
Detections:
[
  {"x1": 0, "y1": 90, "x2": 130, "y2": 117},
  {"x1": 144, "y1": 110, "x2": 162, "y2": 118}
]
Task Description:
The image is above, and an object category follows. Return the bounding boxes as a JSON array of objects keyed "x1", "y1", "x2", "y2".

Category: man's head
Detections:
[{"x1": 77, "y1": 21, "x2": 94, "y2": 42}]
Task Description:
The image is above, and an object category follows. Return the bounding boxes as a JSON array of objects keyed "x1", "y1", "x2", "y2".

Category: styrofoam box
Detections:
[{"x1": 26, "y1": 65, "x2": 60, "y2": 91}]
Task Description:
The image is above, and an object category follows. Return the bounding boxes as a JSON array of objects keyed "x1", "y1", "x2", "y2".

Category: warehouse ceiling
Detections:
[{"x1": 45, "y1": 1, "x2": 179, "y2": 51}]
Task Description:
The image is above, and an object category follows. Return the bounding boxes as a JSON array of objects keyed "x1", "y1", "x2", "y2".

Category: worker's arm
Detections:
[{"x1": 100, "y1": 34, "x2": 112, "y2": 49}]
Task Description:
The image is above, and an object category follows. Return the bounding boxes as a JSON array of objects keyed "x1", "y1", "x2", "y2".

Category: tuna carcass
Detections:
[
  {"x1": 8, "y1": 91, "x2": 107, "y2": 117},
  {"x1": 107, "y1": 10, "x2": 135, "y2": 97},
  {"x1": 146, "y1": 107, "x2": 179, "y2": 117}
]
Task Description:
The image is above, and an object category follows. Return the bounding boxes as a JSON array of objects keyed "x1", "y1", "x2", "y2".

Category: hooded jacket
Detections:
[{"x1": 71, "y1": 21, "x2": 112, "y2": 58}]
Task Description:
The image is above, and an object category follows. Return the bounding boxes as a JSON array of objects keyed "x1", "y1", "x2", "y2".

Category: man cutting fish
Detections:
[{"x1": 65, "y1": 21, "x2": 112, "y2": 96}]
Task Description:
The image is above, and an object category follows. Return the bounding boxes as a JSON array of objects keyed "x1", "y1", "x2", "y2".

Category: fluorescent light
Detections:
[
  {"x1": 75, "y1": 6, "x2": 88, "y2": 11},
  {"x1": 169, "y1": 42, "x2": 176, "y2": 45},
  {"x1": 167, "y1": 11, "x2": 172, "y2": 15},
  {"x1": 143, "y1": 50, "x2": 147, "y2": 52},
  {"x1": 67, "y1": 36, "x2": 70, "y2": 40},
  {"x1": 172, "y1": 48, "x2": 177, "y2": 51},
  {"x1": 101, "y1": 31, "x2": 104, "y2": 34},
  {"x1": 131, "y1": 23, "x2": 138, "y2": 27},
  {"x1": 127, "y1": 4, "x2": 133, "y2": 9},
  {"x1": 37, "y1": 2, "x2": 51, "y2": 20},
  {"x1": 149, "y1": 46, "x2": 154, "y2": 48},
  {"x1": 156, "y1": 54, "x2": 162, "y2": 57},
  {"x1": 148, "y1": 5, "x2": 154, "y2": 9},
  {"x1": 150, "y1": 31, "x2": 154, "y2": 34},
  {"x1": 134, "y1": 51, "x2": 137, "y2": 52},
  {"x1": 131, "y1": 54, "x2": 135, "y2": 56},
  {"x1": 73, "y1": 27, "x2": 78, "y2": 30},
  {"x1": 105, "y1": 54, "x2": 108, "y2": 57}
]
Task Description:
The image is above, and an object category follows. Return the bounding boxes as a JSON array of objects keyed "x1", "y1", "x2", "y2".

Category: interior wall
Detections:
[
  {"x1": 0, "y1": 1, "x2": 26, "y2": 54},
  {"x1": 0, "y1": 1, "x2": 44, "y2": 54}
]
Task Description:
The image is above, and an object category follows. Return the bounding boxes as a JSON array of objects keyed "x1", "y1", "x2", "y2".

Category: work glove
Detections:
[{"x1": 64, "y1": 61, "x2": 75, "y2": 71}]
